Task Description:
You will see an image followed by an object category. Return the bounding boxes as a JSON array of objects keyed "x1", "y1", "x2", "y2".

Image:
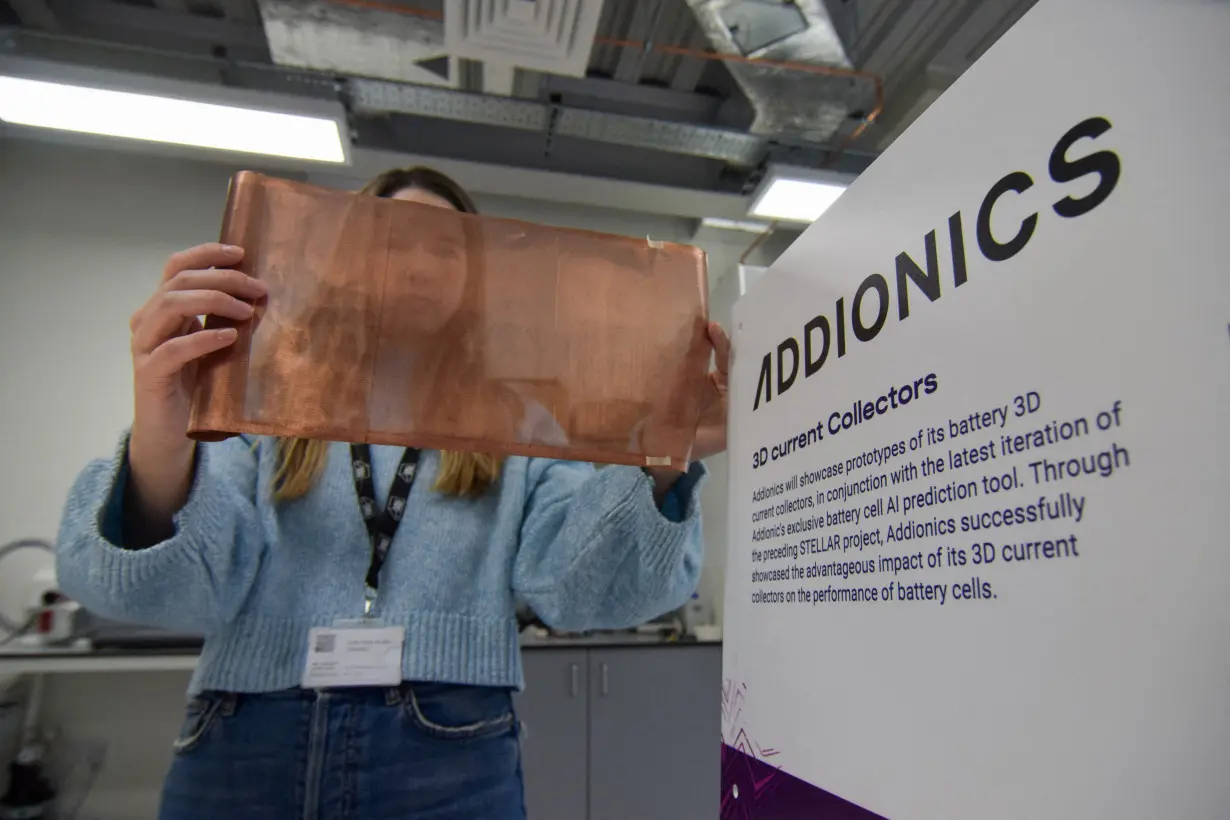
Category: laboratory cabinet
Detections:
[{"x1": 516, "y1": 643, "x2": 721, "y2": 820}]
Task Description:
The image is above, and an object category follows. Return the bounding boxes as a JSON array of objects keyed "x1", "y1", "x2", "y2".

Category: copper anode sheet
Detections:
[{"x1": 188, "y1": 172, "x2": 711, "y2": 468}]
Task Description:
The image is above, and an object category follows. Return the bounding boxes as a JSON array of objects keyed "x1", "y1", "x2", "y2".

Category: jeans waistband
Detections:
[{"x1": 197, "y1": 681, "x2": 512, "y2": 708}]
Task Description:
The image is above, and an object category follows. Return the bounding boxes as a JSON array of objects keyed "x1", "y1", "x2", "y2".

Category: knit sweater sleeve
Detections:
[
  {"x1": 512, "y1": 461, "x2": 706, "y2": 631},
  {"x1": 55, "y1": 434, "x2": 265, "y2": 634}
]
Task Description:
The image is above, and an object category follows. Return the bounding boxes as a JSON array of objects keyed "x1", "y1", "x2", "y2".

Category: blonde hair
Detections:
[
  {"x1": 272, "y1": 439, "x2": 502, "y2": 501},
  {"x1": 271, "y1": 166, "x2": 501, "y2": 502}
]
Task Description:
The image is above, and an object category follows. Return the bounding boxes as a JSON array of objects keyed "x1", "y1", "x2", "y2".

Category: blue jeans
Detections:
[{"x1": 160, "y1": 684, "x2": 525, "y2": 820}]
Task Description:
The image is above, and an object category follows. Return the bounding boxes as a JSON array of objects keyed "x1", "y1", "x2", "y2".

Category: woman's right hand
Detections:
[{"x1": 125, "y1": 243, "x2": 265, "y2": 538}]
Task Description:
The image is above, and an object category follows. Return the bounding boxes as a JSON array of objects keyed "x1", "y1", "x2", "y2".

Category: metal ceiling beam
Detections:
[
  {"x1": 48, "y1": 0, "x2": 269, "y2": 54},
  {"x1": 358, "y1": 113, "x2": 728, "y2": 191},
  {"x1": 936, "y1": 0, "x2": 1039, "y2": 68},
  {"x1": 511, "y1": 68, "x2": 541, "y2": 99},
  {"x1": 669, "y1": 28, "x2": 710, "y2": 92},
  {"x1": 871, "y1": 64, "x2": 954, "y2": 152},
  {"x1": 557, "y1": 108, "x2": 761, "y2": 166},
  {"x1": 541, "y1": 74, "x2": 722, "y2": 123},
  {"x1": 351, "y1": 78, "x2": 766, "y2": 166},
  {"x1": 218, "y1": 0, "x2": 259, "y2": 23},
  {"x1": 845, "y1": 0, "x2": 912, "y2": 70},
  {"x1": 856, "y1": 0, "x2": 982, "y2": 150},
  {"x1": 613, "y1": 0, "x2": 663, "y2": 83},
  {"x1": 7, "y1": 0, "x2": 58, "y2": 30}
]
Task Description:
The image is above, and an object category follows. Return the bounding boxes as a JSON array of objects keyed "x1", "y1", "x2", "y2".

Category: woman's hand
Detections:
[
  {"x1": 644, "y1": 322, "x2": 731, "y2": 497},
  {"x1": 126, "y1": 243, "x2": 265, "y2": 538},
  {"x1": 690, "y1": 322, "x2": 731, "y2": 461}
]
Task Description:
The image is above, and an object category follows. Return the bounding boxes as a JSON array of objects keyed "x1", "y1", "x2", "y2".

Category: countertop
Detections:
[
  {"x1": 0, "y1": 632, "x2": 721, "y2": 675},
  {"x1": 519, "y1": 632, "x2": 721, "y2": 649}
]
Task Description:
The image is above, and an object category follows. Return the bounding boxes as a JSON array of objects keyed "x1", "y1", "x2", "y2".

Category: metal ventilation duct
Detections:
[
  {"x1": 444, "y1": 0, "x2": 606, "y2": 78},
  {"x1": 258, "y1": 0, "x2": 457, "y2": 88},
  {"x1": 685, "y1": 0, "x2": 869, "y2": 143}
]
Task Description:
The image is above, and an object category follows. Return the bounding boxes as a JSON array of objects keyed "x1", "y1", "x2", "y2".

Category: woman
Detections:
[{"x1": 56, "y1": 167, "x2": 730, "y2": 820}]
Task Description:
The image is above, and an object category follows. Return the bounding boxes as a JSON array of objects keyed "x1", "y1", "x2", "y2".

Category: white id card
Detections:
[{"x1": 301, "y1": 625, "x2": 404, "y2": 688}]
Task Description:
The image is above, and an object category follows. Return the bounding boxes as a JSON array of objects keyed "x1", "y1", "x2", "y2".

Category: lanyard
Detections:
[{"x1": 350, "y1": 444, "x2": 420, "y2": 591}]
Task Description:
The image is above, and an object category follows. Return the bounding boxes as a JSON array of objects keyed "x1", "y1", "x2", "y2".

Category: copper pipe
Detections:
[
  {"x1": 322, "y1": 0, "x2": 885, "y2": 157},
  {"x1": 739, "y1": 220, "x2": 779, "y2": 265},
  {"x1": 324, "y1": 0, "x2": 444, "y2": 19},
  {"x1": 822, "y1": 74, "x2": 884, "y2": 167}
]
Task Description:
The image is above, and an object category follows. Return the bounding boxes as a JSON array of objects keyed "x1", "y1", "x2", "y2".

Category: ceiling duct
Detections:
[
  {"x1": 685, "y1": 0, "x2": 871, "y2": 143},
  {"x1": 257, "y1": 0, "x2": 457, "y2": 88},
  {"x1": 444, "y1": 0, "x2": 605, "y2": 78}
]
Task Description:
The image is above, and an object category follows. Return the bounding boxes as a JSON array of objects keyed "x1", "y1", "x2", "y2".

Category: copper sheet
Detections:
[{"x1": 188, "y1": 172, "x2": 711, "y2": 468}]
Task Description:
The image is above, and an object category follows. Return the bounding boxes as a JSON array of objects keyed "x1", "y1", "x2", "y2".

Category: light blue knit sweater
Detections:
[{"x1": 56, "y1": 436, "x2": 706, "y2": 695}]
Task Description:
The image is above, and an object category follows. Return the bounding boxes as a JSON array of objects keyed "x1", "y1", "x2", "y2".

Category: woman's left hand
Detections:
[
  {"x1": 644, "y1": 322, "x2": 730, "y2": 495},
  {"x1": 690, "y1": 322, "x2": 731, "y2": 461}
]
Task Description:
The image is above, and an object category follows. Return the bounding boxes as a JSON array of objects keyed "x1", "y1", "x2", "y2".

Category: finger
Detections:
[
  {"x1": 142, "y1": 328, "x2": 238, "y2": 380},
  {"x1": 132, "y1": 290, "x2": 254, "y2": 355},
  {"x1": 132, "y1": 269, "x2": 261, "y2": 333},
  {"x1": 165, "y1": 268, "x2": 267, "y2": 300},
  {"x1": 708, "y1": 322, "x2": 732, "y2": 376},
  {"x1": 162, "y1": 243, "x2": 244, "y2": 283}
]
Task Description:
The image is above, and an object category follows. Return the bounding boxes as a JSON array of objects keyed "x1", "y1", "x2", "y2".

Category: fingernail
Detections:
[
  {"x1": 223, "y1": 244, "x2": 243, "y2": 254},
  {"x1": 219, "y1": 327, "x2": 238, "y2": 339}
]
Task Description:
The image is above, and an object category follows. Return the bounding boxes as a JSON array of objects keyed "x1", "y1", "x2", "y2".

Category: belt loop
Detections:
[
  {"x1": 384, "y1": 686, "x2": 403, "y2": 707},
  {"x1": 219, "y1": 693, "x2": 239, "y2": 717}
]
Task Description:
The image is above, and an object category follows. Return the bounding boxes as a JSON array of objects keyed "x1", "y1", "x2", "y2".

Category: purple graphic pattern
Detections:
[{"x1": 720, "y1": 679, "x2": 887, "y2": 819}]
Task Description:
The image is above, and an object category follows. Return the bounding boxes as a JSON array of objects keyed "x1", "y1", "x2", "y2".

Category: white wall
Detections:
[
  {"x1": 0, "y1": 139, "x2": 243, "y2": 816},
  {"x1": 0, "y1": 140, "x2": 243, "y2": 631},
  {"x1": 0, "y1": 136, "x2": 793, "y2": 816}
]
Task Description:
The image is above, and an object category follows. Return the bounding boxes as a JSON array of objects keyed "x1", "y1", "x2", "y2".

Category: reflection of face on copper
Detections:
[
  {"x1": 390, "y1": 222, "x2": 468, "y2": 337},
  {"x1": 388, "y1": 187, "x2": 467, "y2": 336},
  {"x1": 189, "y1": 172, "x2": 711, "y2": 469}
]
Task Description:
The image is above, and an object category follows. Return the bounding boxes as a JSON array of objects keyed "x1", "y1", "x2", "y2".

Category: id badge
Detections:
[{"x1": 301, "y1": 623, "x2": 404, "y2": 689}]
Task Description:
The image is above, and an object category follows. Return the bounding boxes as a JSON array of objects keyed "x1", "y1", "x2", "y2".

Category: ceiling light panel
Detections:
[
  {"x1": 0, "y1": 75, "x2": 347, "y2": 163},
  {"x1": 747, "y1": 165, "x2": 854, "y2": 223}
]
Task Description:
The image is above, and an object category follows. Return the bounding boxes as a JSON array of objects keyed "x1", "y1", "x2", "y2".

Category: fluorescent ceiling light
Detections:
[
  {"x1": 0, "y1": 76, "x2": 347, "y2": 163},
  {"x1": 749, "y1": 177, "x2": 847, "y2": 223},
  {"x1": 699, "y1": 217, "x2": 775, "y2": 233}
]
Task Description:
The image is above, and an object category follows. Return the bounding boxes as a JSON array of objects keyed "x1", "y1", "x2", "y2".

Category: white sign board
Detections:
[{"x1": 721, "y1": 1, "x2": 1230, "y2": 818}]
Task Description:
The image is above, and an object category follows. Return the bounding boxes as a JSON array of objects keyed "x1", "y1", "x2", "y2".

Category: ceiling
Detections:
[{"x1": 0, "y1": 0, "x2": 1039, "y2": 199}]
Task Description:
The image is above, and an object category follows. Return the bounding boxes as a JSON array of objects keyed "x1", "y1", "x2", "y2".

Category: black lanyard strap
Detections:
[{"x1": 350, "y1": 443, "x2": 420, "y2": 590}]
